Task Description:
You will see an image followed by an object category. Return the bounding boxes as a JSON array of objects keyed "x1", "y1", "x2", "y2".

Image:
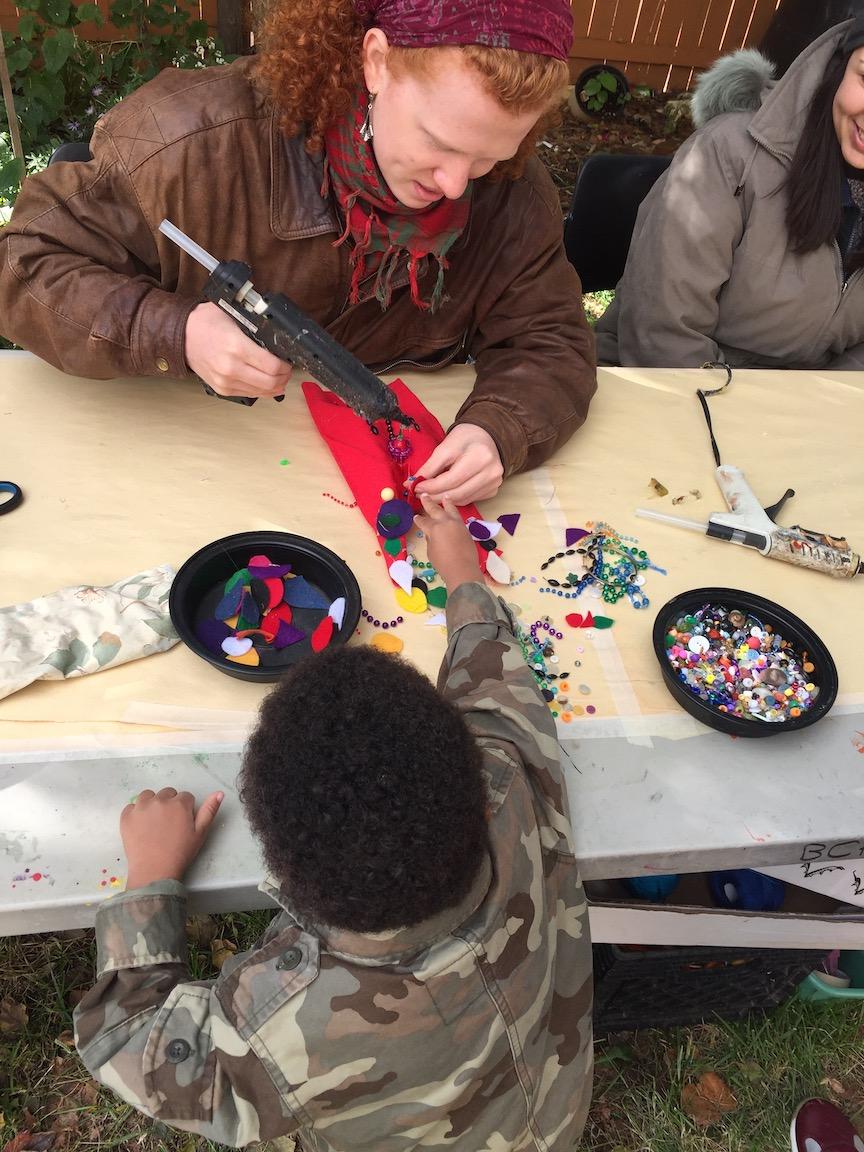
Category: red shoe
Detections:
[{"x1": 791, "y1": 1099, "x2": 864, "y2": 1152}]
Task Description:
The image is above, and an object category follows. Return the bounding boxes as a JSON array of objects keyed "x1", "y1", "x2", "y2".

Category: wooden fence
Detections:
[
  {"x1": 569, "y1": 0, "x2": 783, "y2": 92},
  {"x1": 0, "y1": 0, "x2": 783, "y2": 92}
]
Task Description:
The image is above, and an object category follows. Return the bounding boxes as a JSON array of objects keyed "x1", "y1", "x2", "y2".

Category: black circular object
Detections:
[
  {"x1": 170, "y1": 531, "x2": 362, "y2": 682},
  {"x1": 652, "y1": 587, "x2": 838, "y2": 738},
  {"x1": 0, "y1": 480, "x2": 23, "y2": 515}
]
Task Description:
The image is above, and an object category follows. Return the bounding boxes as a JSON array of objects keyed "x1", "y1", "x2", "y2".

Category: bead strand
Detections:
[{"x1": 361, "y1": 608, "x2": 404, "y2": 630}]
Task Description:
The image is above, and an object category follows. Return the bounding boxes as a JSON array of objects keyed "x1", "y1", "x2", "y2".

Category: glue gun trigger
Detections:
[{"x1": 763, "y1": 487, "x2": 795, "y2": 523}]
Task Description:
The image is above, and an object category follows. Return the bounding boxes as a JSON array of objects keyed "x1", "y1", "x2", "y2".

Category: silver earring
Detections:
[{"x1": 360, "y1": 92, "x2": 375, "y2": 143}]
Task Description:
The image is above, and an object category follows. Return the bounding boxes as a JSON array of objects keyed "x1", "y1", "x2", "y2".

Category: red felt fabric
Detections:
[{"x1": 302, "y1": 377, "x2": 489, "y2": 574}]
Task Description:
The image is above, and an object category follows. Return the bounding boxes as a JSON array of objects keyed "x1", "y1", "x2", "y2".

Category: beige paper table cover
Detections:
[{"x1": 1, "y1": 354, "x2": 862, "y2": 748}]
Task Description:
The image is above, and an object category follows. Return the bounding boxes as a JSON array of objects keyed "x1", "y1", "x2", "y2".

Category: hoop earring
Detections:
[{"x1": 360, "y1": 92, "x2": 375, "y2": 143}]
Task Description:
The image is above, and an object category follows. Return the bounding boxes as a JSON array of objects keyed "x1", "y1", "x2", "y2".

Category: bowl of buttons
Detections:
[
  {"x1": 653, "y1": 588, "x2": 838, "y2": 737},
  {"x1": 170, "y1": 531, "x2": 362, "y2": 683}
]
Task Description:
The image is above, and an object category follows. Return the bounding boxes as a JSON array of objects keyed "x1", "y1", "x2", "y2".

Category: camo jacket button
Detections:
[
  {"x1": 276, "y1": 947, "x2": 303, "y2": 971},
  {"x1": 166, "y1": 1038, "x2": 191, "y2": 1063}
]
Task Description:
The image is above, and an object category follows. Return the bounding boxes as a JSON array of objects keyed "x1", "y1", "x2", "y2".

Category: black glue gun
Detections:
[{"x1": 159, "y1": 219, "x2": 417, "y2": 429}]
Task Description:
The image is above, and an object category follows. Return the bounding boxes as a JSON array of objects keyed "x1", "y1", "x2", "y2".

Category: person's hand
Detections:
[
  {"x1": 185, "y1": 302, "x2": 292, "y2": 399},
  {"x1": 414, "y1": 493, "x2": 481, "y2": 591},
  {"x1": 414, "y1": 423, "x2": 503, "y2": 505},
  {"x1": 121, "y1": 787, "x2": 224, "y2": 890}
]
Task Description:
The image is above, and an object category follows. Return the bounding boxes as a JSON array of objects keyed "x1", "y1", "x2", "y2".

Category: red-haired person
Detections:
[{"x1": 0, "y1": 0, "x2": 596, "y2": 504}]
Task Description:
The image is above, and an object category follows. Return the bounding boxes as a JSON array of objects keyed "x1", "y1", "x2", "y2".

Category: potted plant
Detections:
[{"x1": 569, "y1": 64, "x2": 631, "y2": 121}]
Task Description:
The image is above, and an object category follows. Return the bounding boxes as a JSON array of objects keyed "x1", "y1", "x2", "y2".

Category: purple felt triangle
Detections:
[
  {"x1": 497, "y1": 513, "x2": 520, "y2": 537},
  {"x1": 281, "y1": 576, "x2": 330, "y2": 610},
  {"x1": 566, "y1": 527, "x2": 590, "y2": 547},
  {"x1": 195, "y1": 617, "x2": 234, "y2": 655},
  {"x1": 273, "y1": 621, "x2": 306, "y2": 649},
  {"x1": 248, "y1": 563, "x2": 293, "y2": 580}
]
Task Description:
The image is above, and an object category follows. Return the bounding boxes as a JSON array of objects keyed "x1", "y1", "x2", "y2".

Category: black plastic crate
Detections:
[{"x1": 593, "y1": 943, "x2": 825, "y2": 1034}]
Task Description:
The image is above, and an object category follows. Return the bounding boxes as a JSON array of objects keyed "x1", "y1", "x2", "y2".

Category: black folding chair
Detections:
[
  {"x1": 564, "y1": 152, "x2": 672, "y2": 293},
  {"x1": 48, "y1": 142, "x2": 93, "y2": 165}
]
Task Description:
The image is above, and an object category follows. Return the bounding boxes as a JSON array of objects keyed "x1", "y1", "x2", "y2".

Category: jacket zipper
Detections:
[{"x1": 373, "y1": 334, "x2": 467, "y2": 376}]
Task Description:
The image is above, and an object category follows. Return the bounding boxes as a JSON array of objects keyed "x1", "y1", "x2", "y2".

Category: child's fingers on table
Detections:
[{"x1": 195, "y1": 791, "x2": 225, "y2": 835}]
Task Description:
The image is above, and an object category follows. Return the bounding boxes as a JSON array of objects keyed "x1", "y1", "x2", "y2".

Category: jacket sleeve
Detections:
[
  {"x1": 456, "y1": 161, "x2": 597, "y2": 476},
  {"x1": 824, "y1": 342, "x2": 864, "y2": 369},
  {"x1": 594, "y1": 122, "x2": 746, "y2": 368},
  {"x1": 437, "y1": 581, "x2": 573, "y2": 843},
  {"x1": 73, "y1": 881, "x2": 301, "y2": 1146},
  {"x1": 0, "y1": 123, "x2": 197, "y2": 379}
]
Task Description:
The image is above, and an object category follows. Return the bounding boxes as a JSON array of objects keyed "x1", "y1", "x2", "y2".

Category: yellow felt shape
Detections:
[
  {"x1": 224, "y1": 615, "x2": 239, "y2": 629},
  {"x1": 371, "y1": 632, "x2": 404, "y2": 654},
  {"x1": 226, "y1": 648, "x2": 261, "y2": 667},
  {"x1": 395, "y1": 587, "x2": 428, "y2": 614}
]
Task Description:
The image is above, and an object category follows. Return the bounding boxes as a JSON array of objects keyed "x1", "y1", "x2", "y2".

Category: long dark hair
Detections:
[{"x1": 786, "y1": 50, "x2": 850, "y2": 254}]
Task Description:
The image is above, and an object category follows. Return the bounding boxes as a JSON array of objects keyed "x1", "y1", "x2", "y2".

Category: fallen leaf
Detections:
[
  {"x1": 73, "y1": 1081, "x2": 99, "y2": 1107},
  {"x1": 210, "y1": 938, "x2": 237, "y2": 971},
  {"x1": 54, "y1": 1031, "x2": 74, "y2": 1050},
  {"x1": 820, "y1": 1077, "x2": 846, "y2": 1096},
  {"x1": 186, "y1": 915, "x2": 218, "y2": 947},
  {"x1": 681, "y1": 1071, "x2": 737, "y2": 1126},
  {"x1": 649, "y1": 477, "x2": 669, "y2": 497},
  {"x1": 738, "y1": 1059, "x2": 763, "y2": 1083},
  {"x1": 0, "y1": 998, "x2": 28, "y2": 1036},
  {"x1": 2, "y1": 1133, "x2": 56, "y2": 1152}
]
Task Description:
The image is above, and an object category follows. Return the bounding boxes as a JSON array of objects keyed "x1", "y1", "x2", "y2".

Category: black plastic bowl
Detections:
[
  {"x1": 170, "y1": 531, "x2": 362, "y2": 682},
  {"x1": 652, "y1": 587, "x2": 838, "y2": 737}
]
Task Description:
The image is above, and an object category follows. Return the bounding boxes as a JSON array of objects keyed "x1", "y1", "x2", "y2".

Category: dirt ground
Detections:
[{"x1": 540, "y1": 88, "x2": 696, "y2": 212}]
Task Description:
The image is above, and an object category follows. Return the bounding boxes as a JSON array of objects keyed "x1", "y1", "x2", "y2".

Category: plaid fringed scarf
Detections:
[{"x1": 322, "y1": 90, "x2": 471, "y2": 312}]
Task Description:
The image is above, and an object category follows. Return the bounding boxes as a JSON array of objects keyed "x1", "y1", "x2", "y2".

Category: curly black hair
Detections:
[{"x1": 238, "y1": 643, "x2": 489, "y2": 932}]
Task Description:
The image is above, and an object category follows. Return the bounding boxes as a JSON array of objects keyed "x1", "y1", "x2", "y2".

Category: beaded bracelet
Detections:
[{"x1": 540, "y1": 529, "x2": 652, "y2": 609}]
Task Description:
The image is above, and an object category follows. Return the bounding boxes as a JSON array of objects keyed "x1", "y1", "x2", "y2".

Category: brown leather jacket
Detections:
[{"x1": 0, "y1": 58, "x2": 595, "y2": 475}]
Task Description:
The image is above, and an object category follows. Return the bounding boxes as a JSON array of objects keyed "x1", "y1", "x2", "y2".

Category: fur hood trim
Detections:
[{"x1": 691, "y1": 48, "x2": 777, "y2": 129}]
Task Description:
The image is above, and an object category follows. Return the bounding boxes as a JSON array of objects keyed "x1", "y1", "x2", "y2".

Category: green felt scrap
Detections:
[
  {"x1": 384, "y1": 537, "x2": 402, "y2": 556},
  {"x1": 593, "y1": 616, "x2": 614, "y2": 629},
  {"x1": 427, "y1": 586, "x2": 448, "y2": 608},
  {"x1": 225, "y1": 568, "x2": 250, "y2": 594}
]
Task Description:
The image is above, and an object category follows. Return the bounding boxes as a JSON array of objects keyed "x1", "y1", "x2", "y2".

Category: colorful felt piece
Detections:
[
  {"x1": 497, "y1": 513, "x2": 521, "y2": 536},
  {"x1": 395, "y1": 586, "x2": 428, "y2": 614},
  {"x1": 388, "y1": 559, "x2": 415, "y2": 595},
  {"x1": 281, "y1": 576, "x2": 330, "y2": 610},
  {"x1": 566, "y1": 528, "x2": 590, "y2": 547},
  {"x1": 311, "y1": 615, "x2": 335, "y2": 652},
  {"x1": 202, "y1": 553, "x2": 342, "y2": 666},
  {"x1": 485, "y1": 550, "x2": 511, "y2": 585}
]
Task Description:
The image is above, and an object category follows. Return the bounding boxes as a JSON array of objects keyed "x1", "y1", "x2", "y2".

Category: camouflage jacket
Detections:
[{"x1": 74, "y1": 582, "x2": 593, "y2": 1150}]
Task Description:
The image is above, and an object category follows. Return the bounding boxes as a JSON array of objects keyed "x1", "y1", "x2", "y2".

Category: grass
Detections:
[{"x1": 2, "y1": 917, "x2": 863, "y2": 1152}]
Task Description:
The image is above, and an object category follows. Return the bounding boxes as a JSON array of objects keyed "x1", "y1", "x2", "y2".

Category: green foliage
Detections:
[
  {"x1": 580, "y1": 68, "x2": 631, "y2": 115},
  {"x1": 0, "y1": 0, "x2": 232, "y2": 206}
]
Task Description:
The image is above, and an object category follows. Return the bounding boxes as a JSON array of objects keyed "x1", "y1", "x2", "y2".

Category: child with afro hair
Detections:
[{"x1": 74, "y1": 495, "x2": 593, "y2": 1152}]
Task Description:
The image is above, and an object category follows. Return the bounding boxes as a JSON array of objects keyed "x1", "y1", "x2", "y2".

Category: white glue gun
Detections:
[{"x1": 636, "y1": 465, "x2": 862, "y2": 579}]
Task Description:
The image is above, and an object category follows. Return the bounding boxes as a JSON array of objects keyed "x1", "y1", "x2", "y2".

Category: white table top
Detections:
[{"x1": 3, "y1": 353, "x2": 864, "y2": 934}]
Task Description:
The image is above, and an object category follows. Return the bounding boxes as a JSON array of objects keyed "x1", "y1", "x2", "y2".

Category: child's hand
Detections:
[
  {"x1": 414, "y1": 494, "x2": 482, "y2": 591},
  {"x1": 121, "y1": 787, "x2": 224, "y2": 890}
]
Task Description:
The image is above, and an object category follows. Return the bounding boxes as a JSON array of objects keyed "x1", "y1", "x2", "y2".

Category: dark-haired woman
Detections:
[{"x1": 596, "y1": 18, "x2": 864, "y2": 369}]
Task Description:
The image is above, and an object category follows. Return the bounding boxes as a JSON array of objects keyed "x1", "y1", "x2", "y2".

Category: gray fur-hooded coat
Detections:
[{"x1": 595, "y1": 20, "x2": 864, "y2": 369}]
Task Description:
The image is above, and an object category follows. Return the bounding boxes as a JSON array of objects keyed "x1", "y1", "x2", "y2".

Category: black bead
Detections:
[{"x1": 548, "y1": 579, "x2": 560, "y2": 587}]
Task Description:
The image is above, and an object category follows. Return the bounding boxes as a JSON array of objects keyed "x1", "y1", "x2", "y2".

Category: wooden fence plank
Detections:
[{"x1": 0, "y1": 0, "x2": 784, "y2": 89}]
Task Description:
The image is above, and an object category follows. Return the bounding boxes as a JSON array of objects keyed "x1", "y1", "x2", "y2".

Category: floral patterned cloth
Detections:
[{"x1": 0, "y1": 566, "x2": 178, "y2": 701}]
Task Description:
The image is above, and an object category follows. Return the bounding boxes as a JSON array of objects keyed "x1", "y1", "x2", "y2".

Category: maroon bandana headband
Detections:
[{"x1": 355, "y1": 0, "x2": 574, "y2": 62}]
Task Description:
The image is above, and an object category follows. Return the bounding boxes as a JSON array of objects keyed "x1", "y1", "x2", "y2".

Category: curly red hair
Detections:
[{"x1": 253, "y1": 0, "x2": 567, "y2": 179}]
